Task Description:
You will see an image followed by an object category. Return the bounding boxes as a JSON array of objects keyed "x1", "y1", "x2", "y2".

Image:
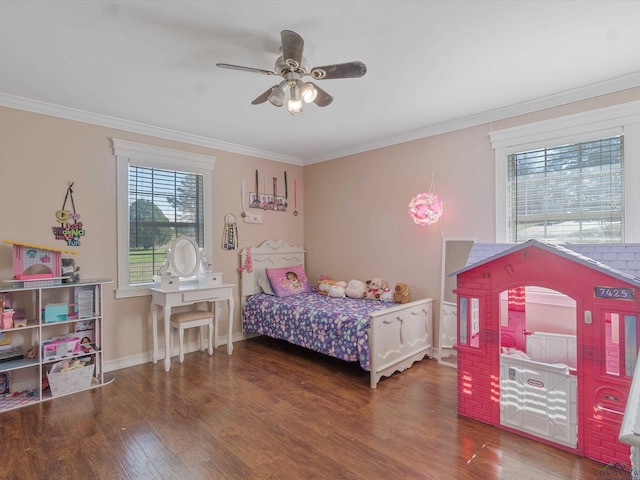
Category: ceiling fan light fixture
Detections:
[
  {"x1": 297, "y1": 80, "x2": 317, "y2": 103},
  {"x1": 287, "y1": 83, "x2": 303, "y2": 114},
  {"x1": 218, "y1": 30, "x2": 366, "y2": 115},
  {"x1": 268, "y1": 81, "x2": 287, "y2": 107}
]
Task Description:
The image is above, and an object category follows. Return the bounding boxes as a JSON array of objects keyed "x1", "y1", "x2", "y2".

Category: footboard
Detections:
[{"x1": 368, "y1": 298, "x2": 433, "y2": 388}]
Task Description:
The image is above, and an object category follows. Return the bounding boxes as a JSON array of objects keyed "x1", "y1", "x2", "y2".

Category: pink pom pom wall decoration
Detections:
[{"x1": 408, "y1": 192, "x2": 443, "y2": 226}]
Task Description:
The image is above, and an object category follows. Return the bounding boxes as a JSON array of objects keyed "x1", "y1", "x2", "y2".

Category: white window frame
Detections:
[
  {"x1": 490, "y1": 100, "x2": 640, "y2": 243},
  {"x1": 113, "y1": 139, "x2": 215, "y2": 298}
]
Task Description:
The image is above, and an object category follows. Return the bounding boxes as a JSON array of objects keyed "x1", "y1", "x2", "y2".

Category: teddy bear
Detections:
[
  {"x1": 363, "y1": 277, "x2": 388, "y2": 300},
  {"x1": 345, "y1": 279, "x2": 366, "y2": 299},
  {"x1": 61, "y1": 258, "x2": 80, "y2": 284},
  {"x1": 394, "y1": 283, "x2": 410, "y2": 304}
]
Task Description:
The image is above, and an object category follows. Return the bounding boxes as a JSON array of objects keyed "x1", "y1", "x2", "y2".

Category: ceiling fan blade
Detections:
[
  {"x1": 251, "y1": 86, "x2": 276, "y2": 105},
  {"x1": 309, "y1": 83, "x2": 333, "y2": 107},
  {"x1": 281, "y1": 30, "x2": 304, "y2": 69},
  {"x1": 310, "y1": 61, "x2": 367, "y2": 80},
  {"x1": 216, "y1": 63, "x2": 276, "y2": 75}
]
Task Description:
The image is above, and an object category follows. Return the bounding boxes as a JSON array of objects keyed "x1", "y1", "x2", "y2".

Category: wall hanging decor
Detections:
[
  {"x1": 242, "y1": 178, "x2": 262, "y2": 223},
  {"x1": 284, "y1": 171, "x2": 288, "y2": 208},
  {"x1": 408, "y1": 173, "x2": 443, "y2": 226},
  {"x1": 248, "y1": 170, "x2": 288, "y2": 212},
  {"x1": 240, "y1": 179, "x2": 247, "y2": 219},
  {"x1": 222, "y1": 213, "x2": 238, "y2": 250},
  {"x1": 51, "y1": 182, "x2": 86, "y2": 247}
]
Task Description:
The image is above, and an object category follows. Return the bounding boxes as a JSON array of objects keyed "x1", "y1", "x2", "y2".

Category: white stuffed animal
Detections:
[
  {"x1": 345, "y1": 279, "x2": 366, "y2": 299},
  {"x1": 380, "y1": 289, "x2": 394, "y2": 303},
  {"x1": 327, "y1": 284, "x2": 346, "y2": 297}
]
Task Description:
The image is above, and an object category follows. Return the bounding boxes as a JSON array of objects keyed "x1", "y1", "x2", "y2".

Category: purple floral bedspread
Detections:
[{"x1": 242, "y1": 292, "x2": 390, "y2": 370}]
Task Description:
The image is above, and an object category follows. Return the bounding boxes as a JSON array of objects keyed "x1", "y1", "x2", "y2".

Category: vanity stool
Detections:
[{"x1": 169, "y1": 310, "x2": 215, "y2": 363}]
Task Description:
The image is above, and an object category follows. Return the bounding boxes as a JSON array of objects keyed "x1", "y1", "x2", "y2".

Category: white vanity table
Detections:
[
  {"x1": 148, "y1": 236, "x2": 234, "y2": 371},
  {"x1": 150, "y1": 282, "x2": 234, "y2": 371}
]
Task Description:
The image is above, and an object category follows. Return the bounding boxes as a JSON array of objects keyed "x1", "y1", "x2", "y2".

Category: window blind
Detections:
[
  {"x1": 508, "y1": 135, "x2": 623, "y2": 243},
  {"x1": 128, "y1": 165, "x2": 204, "y2": 284}
]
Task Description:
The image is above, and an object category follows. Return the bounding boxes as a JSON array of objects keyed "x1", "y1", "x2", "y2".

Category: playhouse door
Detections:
[
  {"x1": 582, "y1": 307, "x2": 636, "y2": 464},
  {"x1": 500, "y1": 354, "x2": 577, "y2": 448}
]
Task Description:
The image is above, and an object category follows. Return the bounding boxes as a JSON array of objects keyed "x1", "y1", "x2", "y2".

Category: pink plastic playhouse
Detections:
[{"x1": 453, "y1": 239, "x2": 640, "y2": 466}]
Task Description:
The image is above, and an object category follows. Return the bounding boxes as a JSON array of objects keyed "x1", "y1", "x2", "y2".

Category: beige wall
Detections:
[
  {"x1": 3, "y1": 86, "x2": 640, "y2": 370},
  {"x1": 304, "y1": 87, "x2": 640, "y2": 344},
  {"x1": 0, "y1": 106, "x2": 303, "y2": 369},
  {"x1": 303, "y1": 123, "x2": 494, "y2": 303}
]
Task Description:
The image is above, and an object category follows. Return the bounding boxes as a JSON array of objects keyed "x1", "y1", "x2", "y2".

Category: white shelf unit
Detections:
[{"x1": 0, "y1": 279, "x2": 112, "y2": 412}]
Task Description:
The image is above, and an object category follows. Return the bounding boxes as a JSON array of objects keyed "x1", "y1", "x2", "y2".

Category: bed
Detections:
[{"x1": 240, "y1": 240, "x2": 433, "y2": 388}]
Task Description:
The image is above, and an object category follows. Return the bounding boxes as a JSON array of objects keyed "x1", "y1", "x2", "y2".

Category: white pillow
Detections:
[{"x1": 257, "y1": 274, "x2": 275, "y2": 295}]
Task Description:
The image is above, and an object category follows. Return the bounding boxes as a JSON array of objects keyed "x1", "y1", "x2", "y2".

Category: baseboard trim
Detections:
[{"x1": 104, "y1": 333, "x2": 245, "y2": 372}]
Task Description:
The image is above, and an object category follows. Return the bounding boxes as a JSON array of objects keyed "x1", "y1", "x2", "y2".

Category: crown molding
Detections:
[
  {"x1": 0, "y1": 92, "x2": 303, "y2": 166},
  {"x1": 2, "y1": 70, "x2": 640, "y2": 167}
]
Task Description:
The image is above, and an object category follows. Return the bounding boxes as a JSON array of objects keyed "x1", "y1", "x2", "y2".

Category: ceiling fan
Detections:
[{"x1": 216, "y1": 29, "x2": 366, "y2": 115}]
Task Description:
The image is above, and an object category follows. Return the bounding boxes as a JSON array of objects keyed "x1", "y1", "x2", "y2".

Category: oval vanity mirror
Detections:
[{"x1": 169, "y1": 236, "x2": 201, "y2": 278}]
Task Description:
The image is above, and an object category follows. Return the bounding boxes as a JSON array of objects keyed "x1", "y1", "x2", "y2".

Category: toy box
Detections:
[{"x1": 47, "y1": 363, "x2": 94, "y2": 397}]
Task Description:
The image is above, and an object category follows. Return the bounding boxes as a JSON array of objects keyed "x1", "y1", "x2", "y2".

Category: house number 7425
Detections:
[{"x1": 594, "y1": 286, "x2": 634, "y2": 300}]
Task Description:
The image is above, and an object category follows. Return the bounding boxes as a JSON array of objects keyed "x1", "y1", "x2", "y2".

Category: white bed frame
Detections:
[{"x1": 240, "y1": 240, "x2": 433, "y2": 388}]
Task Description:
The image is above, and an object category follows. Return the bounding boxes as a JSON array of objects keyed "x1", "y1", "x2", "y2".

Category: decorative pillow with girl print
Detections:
[{"x1": 265, "y1": 264, "x2": 313, "y2": 297}]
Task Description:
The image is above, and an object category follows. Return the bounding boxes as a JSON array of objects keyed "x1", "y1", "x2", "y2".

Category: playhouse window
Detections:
[
  {"x1": 604, "y1": 312, "x2": 638, "y2": 377},
  {"x1": 459, "y1": 296, "x2": 480, "y2": 348},
  {"x1": 113, "y1": 139, "x2": 214, "y2": 298}
]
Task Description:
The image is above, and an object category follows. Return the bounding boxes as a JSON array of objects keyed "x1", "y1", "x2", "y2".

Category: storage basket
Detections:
[{"x1": 47, "y1": 363, "x2": 95, "y2": 397}]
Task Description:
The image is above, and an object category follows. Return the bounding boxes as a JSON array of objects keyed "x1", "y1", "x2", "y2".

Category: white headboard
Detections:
[{"x1": 240, "y1": 240, "x2": 306, "y2": 305}]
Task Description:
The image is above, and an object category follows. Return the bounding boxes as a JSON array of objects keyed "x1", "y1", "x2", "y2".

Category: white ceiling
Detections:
[{"x1": 1, "y1": 1, "x2": 640, "y2": 165}]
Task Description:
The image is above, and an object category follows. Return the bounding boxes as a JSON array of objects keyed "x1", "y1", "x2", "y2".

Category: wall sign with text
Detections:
[{"x1": 51, "y1": 182, "x2": 86, "y2": 247}]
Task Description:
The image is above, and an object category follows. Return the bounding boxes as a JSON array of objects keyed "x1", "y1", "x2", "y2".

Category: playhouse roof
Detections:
[
  {"x1": 2, "y1": 239, "x2": 79, "y2": 255},
  {"x1": 452, "y1": 239, "x2": 640, "y2": 288}
]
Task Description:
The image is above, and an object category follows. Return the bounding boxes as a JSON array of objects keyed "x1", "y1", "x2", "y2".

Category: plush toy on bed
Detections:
[
  {"x1": 318, "y1": 277, "x2": 336, "y2": 295},
  {"x1": 394, "y1": 283, "x2": 410, "y2": 304},
  {"x1": 328, "y1": 282, "x2": 347, "y2": 298},
  {"x1": 380, "y1": 289, "x2": 394, "y2": 303},
  {"x1": 345, "y1": 279, "x2": 366, "y2": 299},
  {"x1": 363, "y1": 277, "x2": 388, "y2": 300},
  {"x1": 327, "y1": 283, "x2": 347, "y2": 297}
]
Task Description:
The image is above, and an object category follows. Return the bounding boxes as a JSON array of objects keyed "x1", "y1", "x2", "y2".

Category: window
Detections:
[
  {"x1": 128, "y1": 165, "x2": 204, "y2": 284},
  {"x1": 604, "y1": 311, "x2": 638, "y2": 377},
  {"x1": 113, "y1": 139, "x2": 215, "y2": 298},
  {"x1": 458, "y1": 296, "x2": 480, "y2": 348},
  {"x1": 490, "y1": 101, "x2": 640, "y2": 243},
  {"x1": 507, "y1": 135, "x2": 623, "y2": 243}
]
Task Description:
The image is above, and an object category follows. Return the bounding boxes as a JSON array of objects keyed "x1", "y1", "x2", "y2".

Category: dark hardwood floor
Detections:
[{"x1": 0, "y1": 337, "x2": 620, "y2": 479}]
